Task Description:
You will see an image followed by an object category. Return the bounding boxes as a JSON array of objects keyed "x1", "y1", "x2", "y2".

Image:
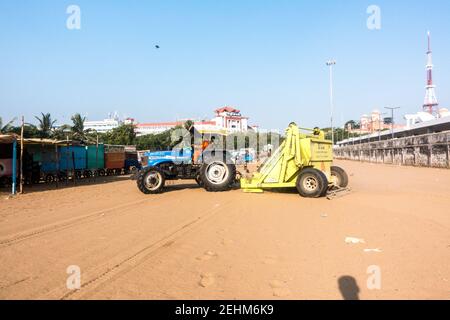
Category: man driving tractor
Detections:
[{"x1": 193, "y1": 136, "x2": 216, "y2": 162}]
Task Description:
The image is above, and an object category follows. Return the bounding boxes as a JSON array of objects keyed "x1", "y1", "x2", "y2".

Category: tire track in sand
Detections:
[
  {"x1": 54, "y1": 201, "x2": 234, "y2": 300},
  {"x1": 0, "y1": 190, "x2": 183, "y2": 248}
]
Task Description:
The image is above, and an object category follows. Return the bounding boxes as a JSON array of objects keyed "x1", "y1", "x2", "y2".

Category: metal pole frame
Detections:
[
  {"x1": 385, "y1": 107, "x2": 400, "y2": 140},
  {"x1": 19, "y1": 116, "x2": 24, "y2": 194},
  {"x1": 96, "y1": 132, "x2": 99, "y2": 180},
  {"x1": 66, "y1": 135, "x2": 69, "y2": 185},
  {"x1": 12, "y1": 139, "x2": 17, "y2": 195}
]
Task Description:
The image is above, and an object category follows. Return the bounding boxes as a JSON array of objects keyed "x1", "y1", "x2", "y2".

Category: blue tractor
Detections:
[{"x1": 136, "y1": 132, "x2": 236, "y2": 194}]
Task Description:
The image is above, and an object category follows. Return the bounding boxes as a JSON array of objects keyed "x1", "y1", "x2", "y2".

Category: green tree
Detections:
[
  {"x1": 52, "y1": 124, "x2": 72, "y2": 141},
  {"x1": 135, "y1": 129, "x2": 176, "y2": 151},
  {"x1": 322, "y1": 126, "x2": 361, "y2": 144},
  {"x1": 34, "y1": 113, "x2": 57, "y2": 138},
  {"x1": 103, "y1": 124, "x2": 137, "y2": 146},
  {"x1": 0, "y1": 116, "x2": 17, "y2": 134},
  {"x1": 71, "y1": 113, "x2": 88, "y2": 140},
  {"x1": 7, "y1": 124, "x2": 39, "y2": 138},
  {"x1": 184, "y1": 119, "x2": 194, "y2": 131},
  {"x1": 345, "y1": 120, "x2": 360, "y2": 130}
]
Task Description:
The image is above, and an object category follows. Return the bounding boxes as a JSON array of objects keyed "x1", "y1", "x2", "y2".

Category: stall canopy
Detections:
[
  {"x1": 0, "y1": 134, "x2": 18, "y2": 144},
  {"x1": 1, "y1": 136, "x2": 85, "y2": 195},
  {"x1": 0, "y1": 136, "x2": 77, "y2": 146},
  {"x1": 23, "y1": 138, "x2": 78, "y2": 145}
]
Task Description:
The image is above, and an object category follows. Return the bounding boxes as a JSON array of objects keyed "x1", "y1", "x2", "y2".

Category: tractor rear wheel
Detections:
[
  {"x1": 137, "y1": 166, "x2": 166, "y2": 194},
  {"x1": 330, "y1": 166, "x2": 349, "y2": 188},
  {"x1": 200, "y1": 160, "x2": 236, "y2": 192},
  {"x1": 296, "y1": 168, "x2": 328, "y2": 198}
]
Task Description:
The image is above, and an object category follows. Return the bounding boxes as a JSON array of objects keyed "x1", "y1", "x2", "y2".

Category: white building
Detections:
[
  {"x1": 404, "y1": 108, "x2": 450, "y2": 129},
  {"x1": 84, "y1": 115, "x2": 120, "y2": 133},
  {"x1": 439, "y1": 108, "x2": 450, "y2": 118},
  {"x1": 212, "y1": 107, "x2": 249, "y2": 133},
  {"x1": 84, "y1": 114, "x2": 136, "y2": 133}
]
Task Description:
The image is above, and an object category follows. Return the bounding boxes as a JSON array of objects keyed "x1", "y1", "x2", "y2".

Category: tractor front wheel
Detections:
[
  {"x1": 296, "y1": 168, "x2": 328, "y2": 198},
  {"x1": 137, "y1": 166, "x2": 166, "y2": 194}
]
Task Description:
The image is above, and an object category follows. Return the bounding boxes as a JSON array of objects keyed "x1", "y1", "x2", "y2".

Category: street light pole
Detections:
[
  {"x1": 378, "y1": 112, "x2": 387, "y2": 142},
  {"x1": 385, "y1": 107, "x2": 400, "y2": 140},
  {"x1": 326, "y1": 59, "x2": 336, "y2": 145}
]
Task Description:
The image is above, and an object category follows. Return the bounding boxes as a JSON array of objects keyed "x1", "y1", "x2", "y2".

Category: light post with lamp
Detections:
[{"x1": 326, "y1": 59, "x2": 336, "y2": 145}]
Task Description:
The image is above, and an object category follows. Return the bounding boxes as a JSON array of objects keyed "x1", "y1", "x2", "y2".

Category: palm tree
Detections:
[
  {"x1": 71, "y1": 113, "x2": 85, "y2": 134},
  {"x1": 71, "y1": 113, "x2": 92, "y2": 141},
  {"x1": 0, "y1": 117, "x2": 16, "y2": 134},
  {"x1": 52, "y1": 124, "x2": 72, "y2": 141},
  {"x1": 35, "y1": 113, "x2": 57, "y2": 138}
]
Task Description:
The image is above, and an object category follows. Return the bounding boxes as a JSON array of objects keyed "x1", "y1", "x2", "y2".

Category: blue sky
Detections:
[{"x1": 0, "y1": 0, "x2": 449, "y2": 131}]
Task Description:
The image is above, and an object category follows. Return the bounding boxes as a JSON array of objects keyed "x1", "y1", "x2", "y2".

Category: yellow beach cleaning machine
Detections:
[{"x1": 240, "y1": 123, "x2": 349, "y2": 198}]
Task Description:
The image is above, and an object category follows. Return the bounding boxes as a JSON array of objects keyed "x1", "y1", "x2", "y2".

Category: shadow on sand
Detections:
[
  {"x1": 338, "y1": 276, "x2": 360, "y2": 300},
  {"x1": 162, "y1": 181, "x2": 241, "y2": 193},
  {"x1": 0, "y1": 175, "x2": 133, "y2": 195}
]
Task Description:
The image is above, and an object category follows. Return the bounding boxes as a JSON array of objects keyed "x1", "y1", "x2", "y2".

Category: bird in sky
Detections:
[{"x1": 155, "y1": 45, "x2": 160, "y2": 49}]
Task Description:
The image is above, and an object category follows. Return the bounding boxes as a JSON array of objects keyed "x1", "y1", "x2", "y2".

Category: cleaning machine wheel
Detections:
[
  {"x1": 296, "y1": 168, "x2": 328, "y2": 198},
  {"x1": 137, "y1": 166, "x2": 166, "y2": 194},
  {"x1": 330, "y1": 166, "x2": 349, "y2": 189},
  {"x1": 195, "y1": 174, "x2": 204, "y2": 187}
]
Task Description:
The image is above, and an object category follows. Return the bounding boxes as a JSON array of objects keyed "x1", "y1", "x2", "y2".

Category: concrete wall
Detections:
[{"x1": 334, "y1": 131, "x2": 450, "y2": 169}]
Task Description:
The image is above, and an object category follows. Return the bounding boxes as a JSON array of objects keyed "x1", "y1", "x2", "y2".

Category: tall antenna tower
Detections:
[{"x1": 423, "y1": 31, "x2": 438, "y2": 115}]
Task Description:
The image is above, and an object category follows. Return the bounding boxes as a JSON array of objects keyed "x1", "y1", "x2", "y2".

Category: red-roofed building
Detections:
[
  {"x1": 212, "y1": 106, "x2": 250, "y2": 133},
  {"x1": 135, "y1": 120, "x2": 216, "y2": 136},
  {"x1": 135, "y1": 106, "x2": 255, "y2": 136}
]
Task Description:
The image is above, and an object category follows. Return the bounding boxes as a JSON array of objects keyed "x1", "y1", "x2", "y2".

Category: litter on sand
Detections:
[
  {"x1": 345, "y1": 237, "x2": 366, "y2": 244},
  {"x1": 363, "y1": 248, "x2": 382, "y2": 253}
]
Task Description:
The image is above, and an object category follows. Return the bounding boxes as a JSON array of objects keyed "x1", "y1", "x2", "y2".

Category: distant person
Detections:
[
  {"x1": 313, "y1": 127, "x2": 325, "y2": 139},
  {"x1": 244, "y1": 149, "x2": 250, "y2": 170}
]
